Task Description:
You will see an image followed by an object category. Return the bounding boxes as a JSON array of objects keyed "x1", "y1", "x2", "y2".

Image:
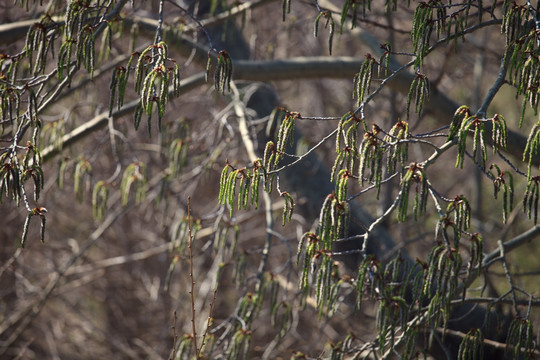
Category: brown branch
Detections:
[
  {"x1": 483, "y1": 225, "x2": 540, "y2": 267},
  {"x1": 40, "y1": 72, "x2": 206, "y2": 163},
  {"x1": 437, "y1": 327, "x2": 540, "y2": 357},
  {"x1": 187, "y1": 197, "x2": 200, "y2": 359}
]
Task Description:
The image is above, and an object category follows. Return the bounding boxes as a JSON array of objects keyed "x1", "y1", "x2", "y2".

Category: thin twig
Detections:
[
  {"x1": 187, "y1": 197, "x2": 200, "y2": 359},
  {"x1": 268, "y1": 128, "x2": 338, "y2": 174},
  {"x1": 166, "y1": 0, "x2": 216, "y2": 51},
  {"x1": 171, "y1": 311, "x2": 178, "y2": 359},
  {"x1": 199, "y1": 288, "x2": 218, "y2": 358},
  {"x1": 182, "y1": 0, "x2": 276, "y2": 33},
  {"x1": 497, "y1": 239, "x2": 519, "y2": 315},
  {"x1": 362, "y1": 187, "x2": 404, "y2": 256}
]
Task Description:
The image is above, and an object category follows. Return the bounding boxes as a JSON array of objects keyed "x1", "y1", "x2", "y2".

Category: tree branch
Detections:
[
  {"x1": 483, "y1": 225, "x2": 540, "y2": 268},
  {"x1": 40, "y1": 72, "x2": 206, "y2": 163}
]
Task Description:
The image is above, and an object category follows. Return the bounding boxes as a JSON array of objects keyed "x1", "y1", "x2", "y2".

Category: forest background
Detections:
[{"x1": 1, "y1": 0, "x2": 540, "y2": 359}]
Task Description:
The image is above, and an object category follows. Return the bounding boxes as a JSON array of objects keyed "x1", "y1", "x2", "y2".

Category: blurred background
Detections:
[{"x1": 0, "y1": 0, "x2": 539, "y2": 359}]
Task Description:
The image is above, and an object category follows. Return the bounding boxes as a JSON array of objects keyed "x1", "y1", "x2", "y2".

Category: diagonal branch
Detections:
[
  {"x1": 40, "y1": 72, "x2": 206, "y2": 162},
  {"x1": 483, "y1": 225, "x2": 540, "y2": 268}
]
